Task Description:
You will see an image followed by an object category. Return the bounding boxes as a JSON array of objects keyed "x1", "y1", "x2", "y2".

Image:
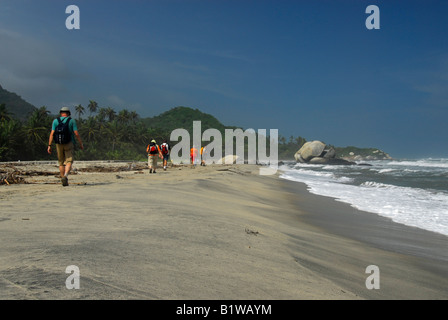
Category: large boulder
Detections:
[
  {"x1": 295, "y1": 153, "x2": 306, "y2": 163},
  {"x1": 294, "y1": 141, "x2": 326, "y2": 162},
  {"x1": 294, "y1": 140, "x2": 354, "y2": 165},
  {"x1": 309, "y1": 157, "x2": 355, "y2": 165},
  {"x1": 322, "y1": 147, "x2": 335, "y2": 159},
  {"x1": 308, "y1": 157, "x2": 328, "y2": 164}
]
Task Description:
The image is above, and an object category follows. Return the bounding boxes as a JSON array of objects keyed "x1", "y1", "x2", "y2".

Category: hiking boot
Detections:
[
  {"x1": 149, "y1": 169, "x2": 153, "y2": 174},
  {"x1": 61, "y1": 176, "x2": 68, "y2": 186}
]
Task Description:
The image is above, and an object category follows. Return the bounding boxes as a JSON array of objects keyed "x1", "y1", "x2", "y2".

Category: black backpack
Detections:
[{"x1": 54, "y1": 117, "x2": 72, "y2": 144}]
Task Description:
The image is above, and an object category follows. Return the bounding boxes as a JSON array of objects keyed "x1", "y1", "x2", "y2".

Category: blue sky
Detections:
[{"x1": 0, "y1": 0, "x2": 447, "y2": 158}]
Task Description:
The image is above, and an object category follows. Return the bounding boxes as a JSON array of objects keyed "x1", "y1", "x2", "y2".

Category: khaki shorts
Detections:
[
  {"x1": 148, "y1": 155, "x2": 158, "y2": 168},
  {"x1": 56, "y1": 142, "x2": 74, "y2": 166}
]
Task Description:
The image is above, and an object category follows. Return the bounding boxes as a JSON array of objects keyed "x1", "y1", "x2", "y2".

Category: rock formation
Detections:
[{"x1": 294, "y1": 141, "x2": 355, "y2": 165}]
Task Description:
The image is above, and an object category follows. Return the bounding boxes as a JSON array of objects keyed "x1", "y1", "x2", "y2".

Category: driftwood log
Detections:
[
  {"x1": 0, "y1": 161, "x2": 179, "y2": 185},
  {"x1": 0, "y1": 172, "x2": 27, "y2": 185}
]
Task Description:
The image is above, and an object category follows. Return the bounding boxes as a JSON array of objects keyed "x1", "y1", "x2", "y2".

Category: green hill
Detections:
[
  {"x1": 334, "y1": 146, "x2": 392, "y2": 160},
  {"x1": 0, "y1": 84, "x2": 391, "y2": 162},
  {"x1": 142, "y1": 106, "x2": 240, "y2": 134},
  {"x1": 0, "y1": 84, "x2": 36, "y2": 121}
]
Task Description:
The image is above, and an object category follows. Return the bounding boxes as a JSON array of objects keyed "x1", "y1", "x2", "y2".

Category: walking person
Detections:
[
  {"x1": 147, "y1": 139, "x2": 162, "y2": 173},
  {"x1": 200, "y1": 145, "x2": 207, "y2": 166},
  {"x1": 190, "y1": 145, "x2": 198, "y2": 166},
  {"x1": 47, "y1": 107, "x2": 84, "y2": 186},
  {"x1": 160, "y1": 139, "x2": 170, "y2": 171}
]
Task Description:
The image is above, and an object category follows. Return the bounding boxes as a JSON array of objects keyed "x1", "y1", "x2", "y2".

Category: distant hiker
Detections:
[
  {"x1": 190, "y1": 146, "x2": 198, "y2": 165},
  {"x1": 47, "y1": 106, "x2": 84, "y2": 186},
  {"x1": 200, "y1": 145, "x2": 207, "y2": 166},
  {"x1": 147, "y1": 139, "x2": 162, "y2": 173},
  {"x1": 160, "y1": 139, "x2": 170, "y2": 171}
]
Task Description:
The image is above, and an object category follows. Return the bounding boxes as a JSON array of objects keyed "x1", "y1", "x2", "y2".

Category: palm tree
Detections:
[
  {"x1": 88, "y1": 100, "x2": 98, "y2": 116},
  {"x1": 36, "y1": 106, "x2": 50, "y2": 119},
  {"x1": 295, "y1": 136, "x2": 307, "y2": 148},
  {"x1": 24, "y1": 109, "x2": 48, "y2": 146},
  {"x1": 104, "y1": 107, "x2": 116, "y2": 122},
  {"x1": 279, "y1": 135, "x2": 286, "y2": 145},
  {"x1": 117, "y1": 109, "x2": 130, "y2": 124},
  {"x1": 96, "y1": 107, "x2": 107, "y2": 122},
  {"x1": 128, "y1": 121, "x2": 149, "y2": 145},
  {"x1": 129, "y1": 110, "x2": 139, "y2": 123},
  {"x1": 0, "y1": 103, "x2": 12, "y2": 122},
  {"x1": 0, "y1": 118, "x2": 22, "y2": 160},
  {"x1": 75, "y1": 104, "x2": 85, "y2": 121},
  {"x1": 83, "y1": 117, "x2": 99, "y2": 142},
  {"x1": 104, "y1": 120, "x2": 123, "y2": 152}
]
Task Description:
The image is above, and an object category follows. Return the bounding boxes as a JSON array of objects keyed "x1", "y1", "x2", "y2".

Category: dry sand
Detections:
[{"x1": 0, "y1": 161, "x2": 447, "y2": 300}]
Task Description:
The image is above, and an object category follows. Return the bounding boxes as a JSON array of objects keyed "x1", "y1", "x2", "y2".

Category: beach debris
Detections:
[
  {"x1": 0, "y1": 164, "x2": 66, "y2": 185},
  {"x1": 78, "y1": 164, "x2": 147, "y2": 172},
  {"x1": 0, "y1": 162, "x2": 155, "y2": 185},
  {"x1": 0, "y1": 166, "x2": 59, "y2": 176},
  {"x1": 0, "y1": 171, "x2": 28, "y2": 185},
  {"x1": 245, "y1": 228, "x2": 259, "y2": 236},
  {"x1": 216, "y1": 168, "x2": 248, "y2": 176}
]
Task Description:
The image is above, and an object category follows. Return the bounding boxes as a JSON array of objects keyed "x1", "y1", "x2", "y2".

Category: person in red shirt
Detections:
[{"x1": 160, "y1": 139, "x2": 170, "y2": 171}]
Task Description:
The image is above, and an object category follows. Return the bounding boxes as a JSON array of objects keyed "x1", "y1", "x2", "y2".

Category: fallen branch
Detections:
[{"x1": 0, "y1": 172, "x2": 28, "y2": 185}]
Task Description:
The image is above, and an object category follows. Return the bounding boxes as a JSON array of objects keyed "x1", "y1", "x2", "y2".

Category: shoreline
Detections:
[
  {"x1": 1, "y1": 161, "x2": 447, "y2": 299},
  {"x1": 278, "y1": 177, "x2": 448, "y2": 298},
  {"x1": 279, "y1": 177, "x2": 448, "y2": 263}
]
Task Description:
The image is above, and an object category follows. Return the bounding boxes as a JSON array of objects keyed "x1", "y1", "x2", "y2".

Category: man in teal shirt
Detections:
[{"x1": 47, "y1": 107, "x2": 84, "y2": 186}]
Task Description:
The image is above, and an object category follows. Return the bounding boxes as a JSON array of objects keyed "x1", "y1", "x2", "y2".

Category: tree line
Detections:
[{"x1": 0, "y1": 102, "x2": 306, "y2": 162}]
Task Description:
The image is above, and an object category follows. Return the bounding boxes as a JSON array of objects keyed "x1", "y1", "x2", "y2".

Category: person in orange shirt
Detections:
[
  {"x1": 190, "y1": 146, "x2": 198, "y2": 165},
  {"x1": 147, "y1": 139, "x2": 163, "y2": 173},
  {"x1": 200, "y1": 145, "x2": 207, "y2": 166}
]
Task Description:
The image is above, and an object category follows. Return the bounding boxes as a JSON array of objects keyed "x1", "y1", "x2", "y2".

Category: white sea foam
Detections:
[
  {"x1": 377, "y1": 168, "x2": 396, "y2": 174},
  {"x1": 385, "y1": 159, "x2": 448, "y2": 168},
  {"x1": 279, "y1": 159, "x2": 448, "y2": 236}
]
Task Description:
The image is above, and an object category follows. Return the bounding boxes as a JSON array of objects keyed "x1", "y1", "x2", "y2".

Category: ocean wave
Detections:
[
  {"x1": 361, "y1": 181, "x2": 396, "y2": 188},
  {"x1": 278, "y1": 166, "x2": 448, "y2": 236},
  {"x1": 378, "y1": 168, "x2": 396, "y2": 174},
  {"x1": 386, "y1": 159, "x2": 448, "y2": 169}
]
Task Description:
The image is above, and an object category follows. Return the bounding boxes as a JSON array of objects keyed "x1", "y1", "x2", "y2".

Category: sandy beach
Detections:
[{"x1": 0, "y1": 161, "x2": 447, "y2": 300}]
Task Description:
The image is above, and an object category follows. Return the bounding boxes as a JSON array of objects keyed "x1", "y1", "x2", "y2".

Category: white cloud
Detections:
[{"x1": 107, "y1": 95, "x2": 126, "y2": 106}]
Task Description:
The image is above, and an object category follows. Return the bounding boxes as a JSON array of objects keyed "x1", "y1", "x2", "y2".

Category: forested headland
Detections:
[
  {"x1": 0, "y1": 101, "x2": 305, "y2": 162},
  {"x1": 1, "y1": 85, "x2": 389, "y2": 163}
]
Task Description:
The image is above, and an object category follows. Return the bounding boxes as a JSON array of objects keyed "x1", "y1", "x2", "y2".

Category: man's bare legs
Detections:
[
  {"x1": 59, "y1": 162, "x2": 72, "y2": 186},
  {"x1": 59, "y1": 163, "x2": 72, "y2": 177}
]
